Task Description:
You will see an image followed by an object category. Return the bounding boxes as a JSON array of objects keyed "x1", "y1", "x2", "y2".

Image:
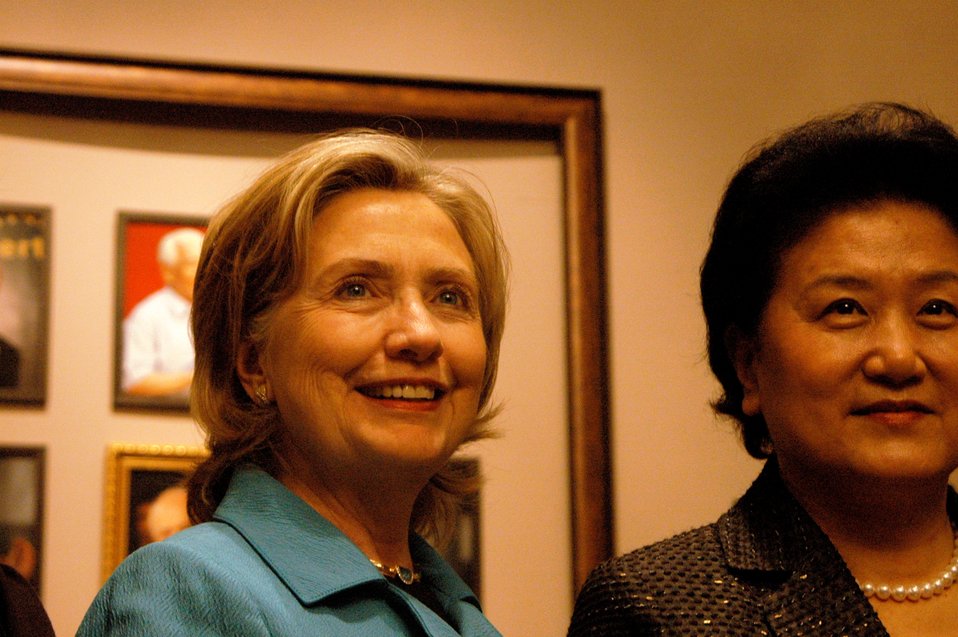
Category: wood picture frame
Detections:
[
  {"x1": 101, "y1": 443, "x2": 207, "y2": 582},
  {"x1": 0, "y1": 445, "x2": 45, "y2": 590},
  {"x1": 0, "y1": 48, "x2": 612, "y2": 594},
  {"x1": 113, "y1": 211, "x2": 207, "y2": 412},
  {"x1": 0, "y1": 204, "x2": 50, "y2": 405}
]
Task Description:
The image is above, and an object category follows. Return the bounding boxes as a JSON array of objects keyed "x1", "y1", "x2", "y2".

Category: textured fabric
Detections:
[
  {"x1": 121, "y1": 286, "x2": 193, "y2": 392},
  {"x1": 78, "y1": 467, "x2": 501, "y2": 636},
  {"x1": 567, "y1": 459, "x2": 955, "y2": 636},
  {"x1": 0, "y1": 564, "x2": 54, "y2": 637}
]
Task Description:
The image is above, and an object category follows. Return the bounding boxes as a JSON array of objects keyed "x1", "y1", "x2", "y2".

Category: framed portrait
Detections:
[
  {"x1": 0, "y1": 205, "x2": 50, "y2": 405},
  {"x1": 101, "y1": 443, "x2": 207, "y2": 582},
  {"x1": 113, "y1": 212, "x2": 207, "y2": 412},
  {"x1": 0, "y1": 446, "x2": 45, "y2": 590}
]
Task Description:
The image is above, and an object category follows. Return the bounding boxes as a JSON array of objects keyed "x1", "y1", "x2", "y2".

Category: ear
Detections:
[
  {"x1": 726, "y1": 327, "x2": 761, "y2": 417},
  {"x1": 236, "y1": 340, "x2": 269, "y2": 403}
]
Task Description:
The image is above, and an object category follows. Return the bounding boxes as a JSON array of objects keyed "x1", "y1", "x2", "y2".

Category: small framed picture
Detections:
[
  {"x1": 113, "y1": 212, "x2": 207, "y2": 412},
  {"x1": 0, "y1": 205, "x2": 51, "y2": 405},
  {"x1": 439, "y1": 456, "x2": 482, "y2": 598},
  {"x1": 0, "y1": 446, "x2": 45, "y2": 591},
  {"x1": 101, "y1": 443, "x2": 207, "y2": 582}
]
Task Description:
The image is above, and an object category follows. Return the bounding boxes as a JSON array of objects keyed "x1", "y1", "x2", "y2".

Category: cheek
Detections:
[
  {"x1": 268, "y1": 311, "x2": 365, "y2": 373},
  {"x1": 449, "y1": 327, "x2": 488, "y2": 389},
  {"x1": 754, "y1": 313, "x2": 850, "y2": 393},
  {"x1": 752, "y1": 341, "x2": 847, "y2": 425}
]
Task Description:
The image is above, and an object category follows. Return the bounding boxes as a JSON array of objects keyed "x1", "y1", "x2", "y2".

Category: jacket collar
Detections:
[
  {"x1": 717, "y1": 458, "x2": 890, "y2": 636},
  {"x1": 717, "y1": 458, "x2": 823, "y2": 573},
  {"x1": 212, "y1": 466, "x2": 478, "y2": 609}
]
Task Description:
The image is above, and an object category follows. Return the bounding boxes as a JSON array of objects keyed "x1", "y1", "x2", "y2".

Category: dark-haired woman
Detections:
[{"x1": 569, "y1": 103, "x2": 958, "y2": 636}]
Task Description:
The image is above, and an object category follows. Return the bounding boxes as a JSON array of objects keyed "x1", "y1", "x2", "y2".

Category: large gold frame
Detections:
[{"x1": 0, "y1": 49, "x2": 612, "y2": 593}]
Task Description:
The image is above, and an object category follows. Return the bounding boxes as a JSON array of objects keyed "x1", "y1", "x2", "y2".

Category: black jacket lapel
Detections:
[{"x1": 718, "y1": 460, "x2": 889, "y2": 636}]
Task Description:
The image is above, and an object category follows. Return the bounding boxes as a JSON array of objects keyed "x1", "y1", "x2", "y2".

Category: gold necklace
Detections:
[{"x1": 369, "y1": 559, "x2": 421, "y2": 585}]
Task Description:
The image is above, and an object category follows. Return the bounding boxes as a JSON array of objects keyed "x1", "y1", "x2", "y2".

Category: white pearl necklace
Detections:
[{"x1": 859, "y1": 527, "x2": 958, "y2": 602}]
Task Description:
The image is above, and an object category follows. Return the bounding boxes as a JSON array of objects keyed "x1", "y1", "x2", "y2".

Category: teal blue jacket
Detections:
[{"x1": 78, "y1": 467, "x2": 502, "y2": 636}]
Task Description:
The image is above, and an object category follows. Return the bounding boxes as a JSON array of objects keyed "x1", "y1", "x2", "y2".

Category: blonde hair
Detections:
[{"x1": 187, "y1": 130, "x2": 508, "y2": 544}]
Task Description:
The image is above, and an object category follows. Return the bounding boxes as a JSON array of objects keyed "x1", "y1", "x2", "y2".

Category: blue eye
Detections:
[
  {"x1": 438, "y1": 290, "x2": 462, "y2": 305},
  {"x1": 339, "y1": 282, "x2": 368, "y2": 298}
]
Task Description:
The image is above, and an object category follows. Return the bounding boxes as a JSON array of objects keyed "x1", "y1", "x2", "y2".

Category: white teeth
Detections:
[{"x1": 369, "y1": 385, "x2": 436, "y2": 400}]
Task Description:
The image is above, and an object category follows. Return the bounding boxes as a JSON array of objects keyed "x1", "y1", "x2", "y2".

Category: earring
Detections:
[{"x1": 254, "y1": 385, "x2": 269, "y2": 405}]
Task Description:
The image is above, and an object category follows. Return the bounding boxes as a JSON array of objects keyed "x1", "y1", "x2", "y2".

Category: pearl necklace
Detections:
[
  {"x1": 859, "y1": 527, "x2": 958, "y2": 602},
  {"x1": 369, "y1": 559, "x2": 421, "y2": 585}
]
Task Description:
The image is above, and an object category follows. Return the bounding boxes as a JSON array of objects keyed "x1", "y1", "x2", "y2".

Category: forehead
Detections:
[
  {"x1": 177, "y1": 240, "x2": 202, "y2": 261},
  {"x1": 777, "y1": 200, "x2": 958, "y2": 281},
  {"x1": 307, "y1": 188, "x2": 474, "y2": 273}
]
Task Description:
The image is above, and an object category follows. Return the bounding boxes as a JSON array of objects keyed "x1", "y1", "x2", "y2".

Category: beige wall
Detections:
[{"x1": 2, "y1": 2, "x2": 958, "y2": 635}]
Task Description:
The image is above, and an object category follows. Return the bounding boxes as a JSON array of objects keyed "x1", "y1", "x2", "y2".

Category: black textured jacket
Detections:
[{"x1": 568, "y1": 459, "x2": 955, "y2": 636}]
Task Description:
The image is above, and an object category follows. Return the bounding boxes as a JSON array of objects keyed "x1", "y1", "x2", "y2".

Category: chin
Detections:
[
  {"x1": 850, "y1": 458, "x2": 954, "y2": 483},
  {"x1": 367, "y1": 437, "x2": 457, "y2": 468}
]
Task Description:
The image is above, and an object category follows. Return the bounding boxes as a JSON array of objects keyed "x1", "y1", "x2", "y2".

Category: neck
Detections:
[
  {"x1": 276, "y1": 459, "x2": 424, "y2": 568},
  {"x1": 777, "y1": 456, "x2": 953, "y2": 586}
]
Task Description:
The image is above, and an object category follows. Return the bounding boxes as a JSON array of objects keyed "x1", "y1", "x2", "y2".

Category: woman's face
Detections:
[
  {"x1": 736, "y1": 200, "x2": 958, "y2": 486},
  {"x1": 256, "y1": 188, "x2": 487, "y2": 486}
]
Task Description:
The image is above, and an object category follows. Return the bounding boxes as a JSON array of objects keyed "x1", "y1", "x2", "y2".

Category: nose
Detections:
[
  {"x1": 861, "y1": 316, "x2": 927, "y2": 386},
  {"x1": 384, "y1": 296, "x2": 443, "y2": 363}
]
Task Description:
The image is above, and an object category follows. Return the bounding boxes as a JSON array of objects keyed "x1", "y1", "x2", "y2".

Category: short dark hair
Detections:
[{"x1": 700, "y1": 102, "x2": 958, "y2": 458}]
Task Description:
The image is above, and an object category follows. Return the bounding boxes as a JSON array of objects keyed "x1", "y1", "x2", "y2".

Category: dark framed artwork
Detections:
[
  {"x1": 438, "y1": 457, "x2": 482, "y2": 597},
  {"x1": 0, "y1": 49, "x2": 611, "y2": 596},
  {"x1": 0, "y1": 205, "x2": 50, "y2": 405},
  {"x1": 101, "y1": 443, "x2": 207, "y2": 582},
  {"x1": 0, "y1": 446, "x2": 45, "y2": 590},
  {"x1": 113, "y1": 212, "x2": 207, "y2": 412}
]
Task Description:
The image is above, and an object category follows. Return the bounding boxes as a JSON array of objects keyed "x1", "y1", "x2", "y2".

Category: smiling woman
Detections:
[
  {"x1": 77, "y1": 130, "x2": 508, "y2": 637},
  {"x1": 241, "y1": 189, "x2": 490, "y2": 522},
  {"x1": 742, "y1": 201, "x2": 958, "y2": 494},
  {"x1": 569, "y1": 103, "x2": 958, "y2": 636}
]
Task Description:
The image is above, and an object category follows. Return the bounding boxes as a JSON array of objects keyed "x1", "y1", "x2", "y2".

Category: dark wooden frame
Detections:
[
  {"x1": 0, "y1": 49, "x2": 612, "y2": 593},
  {"x1": 0, "y1": 204, "x2": 50, "y2": 405},
  {"x1": 0, "y1": 445, "x2": 45, "y2": 590},
  {"x1": 113, "y1": 211, "x2": 207, "y2": 412}
]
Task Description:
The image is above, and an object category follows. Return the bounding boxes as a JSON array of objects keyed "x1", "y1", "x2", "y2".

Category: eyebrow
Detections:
[
  {"x1": 323, "y1": 258, "x2": 393, "y2": 278},
  {"x1": 317, "y1": 258, "x2": 478, "y2": 287},
  {"x1": 803, "y1": 270, "x2": 958, "y2": 292},
  {"x1": 917, "y1": 270, "x2": 958, "y2": 286},
  {"x1": 802, "y1": 275, "x2": 871, "y2": 292}
]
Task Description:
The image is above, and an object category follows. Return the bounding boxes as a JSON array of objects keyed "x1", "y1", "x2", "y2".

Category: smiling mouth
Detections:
[{"x1": 358, "y1": 384, "x2": 443, "y2": 401}]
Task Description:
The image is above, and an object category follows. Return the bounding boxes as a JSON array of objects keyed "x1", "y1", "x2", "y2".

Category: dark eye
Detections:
[
  {"x1": 920, "y1": 299, "x2": 958, "y2": 317},
  {"x1": 824, "y1": 299, "x2": 865, "y2": 316},
  {"x1": 818, "y1": 298, "x2": 868, "y2": 328}
]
